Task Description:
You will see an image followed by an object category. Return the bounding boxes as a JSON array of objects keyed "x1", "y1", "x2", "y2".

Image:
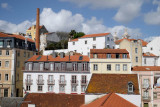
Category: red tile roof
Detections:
[
  {"x1": 143, "y1": 52, "x2": 157, "y2": 57},
  {"x1": 0, "y1": 32, "x2": 34, "y2": 43},
  {"x1": 27, "y1": 25, "x2": 43, "y2": 30},
  {"x1": 132, "y1": 66, "x2": 160, "y2": 71},
  {"x1": 27, "y1": 55, "x2": 89, "y2": 62},
  {"x1": 21, "y1": 93, "x2": 84, "y2": 107},
  {"x1": 115, "y1": 38, "x2": 148, "y2": 47},
  {"x1": 81, "y1": 93, "x2": 137, "y2": 107},
  {"x1": 86, "y1": 74, "x2": 139, "y2": 94},
  {"x1": 70, "y1": 33, "x2": 110, "y2": 42},
  {"x1": 90, "y1": 49, "x2": 129, "y2": 54}
]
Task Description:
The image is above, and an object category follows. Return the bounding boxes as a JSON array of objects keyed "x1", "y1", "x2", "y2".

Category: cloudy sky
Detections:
[{"x1": 0, "y1": 0, "x2": 160, "y2": 40}]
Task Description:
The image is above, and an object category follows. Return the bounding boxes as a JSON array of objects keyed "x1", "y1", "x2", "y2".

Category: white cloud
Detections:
[
  {"x1": 144, "y1": 0, "x2": 160, "y2": 25},
  {"x1": 1, "y1": 3, "x2": 9, "y2": 9},
  {"x1": 144, "y1": 36, "x2": 160, "y2": 42},
  {"x1": 0, "y1": 8, "x2": 142, "y2": 39},
  {"x1": 60, "y1": 0, "x2": 143, "y2": 23}
]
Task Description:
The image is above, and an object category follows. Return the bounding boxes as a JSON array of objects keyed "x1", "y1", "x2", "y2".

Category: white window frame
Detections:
[
  {"x1": 115, "y1": 64, "x2": 120, "y2": 71},
  {"x1": 107, "y1": 64, "x2": 111, "y2": 71},
  {"x1": 5, "y1": 61, "x2": 9, "y2": 67},
  {"x1": 123, "y1": 64, "x2": 127, "y2": 71},
  {"x1": 93, "y1": 64, "x2": 98, "y2": 71}
]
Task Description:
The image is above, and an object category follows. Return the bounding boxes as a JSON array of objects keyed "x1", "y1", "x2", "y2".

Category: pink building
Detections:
[{"x1": 132, "y1": 66, "x2": 160, "y2": 107}]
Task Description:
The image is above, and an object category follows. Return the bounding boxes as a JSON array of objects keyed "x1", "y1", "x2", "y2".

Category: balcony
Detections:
[
  {"x1": 37, "y1": 79, "x2": 44, "y2": 85},
  {"x1": 71, "y1": 80, "x2": 78, "y2": 85},
  {"x1": 142, "y1": 96, "x2": 151, "y2": 101},
  {"x1": 81, "y1": 80, "x2": 88, "y2": 85},
  {"x1": 59, "y1": 80, "x2": 66, "y2": 85},
  {"x1": 25, "y1": 79, "x2": 33, "y2": 85},
  {"x1": 47, "y1": 80, "x2": 55, "y2": 85},
  {"x1": 142, "y1": 84, "x2": 150, "y2": 89}
]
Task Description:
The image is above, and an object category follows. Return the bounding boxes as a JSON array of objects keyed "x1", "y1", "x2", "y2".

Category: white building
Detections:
[
  {"x1": 142, "y1": 52, "x2": 159, "y2": 66},
  {"x1": 143, "y1": 37, "x2": 160, "y2": 65},
  {"x1": 23, "y1": 53, "x2": 91, "y2": 96},
  {"x1": 68, "y1": 33, "x2": 115, "y2": 56}
]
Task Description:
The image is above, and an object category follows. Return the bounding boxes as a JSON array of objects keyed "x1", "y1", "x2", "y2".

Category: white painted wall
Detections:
[
  {"x1": 23, "y1": 72, "x2": 91, "y2": 94},
  {"x1": 43, "y1": 49, "x2": 69, "y2": 55},
  {"x1": 68, "y1": 34, "x2": 115, "y2": 55},
  {"x1": 142, "y1": 56, "x2": 158, "y2": 66},
  {"x1": 85, "y1": 94, "x2": 106, "y2": 104}
]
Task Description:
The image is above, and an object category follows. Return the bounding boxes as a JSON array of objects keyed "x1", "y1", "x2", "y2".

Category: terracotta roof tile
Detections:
[
  {"x1": 132, "y1": 66, "x2": 160, "y2": 71},
  {"x1": 86, "y1": 74, "x2": 139, "y2": 94},
  {"x1": 70, "y1": 33, "x2": 110, "y2": 42},
  {"x1": 21, "y1": 93, "x2": 84, "y2": 107},
  {"x1": 143, "y1": 52, "x2": 157, "y2": 57},
  {"x1": 81, "y1": 93, "x2": 137, "y2": 107},
  {"x1": 0, "y1": 32, "x2": 34, "y2": 43},
  {"x1": 27, "y1": 55, "x2": 89, "y2": 62},
  {"x1": 115, "y1": 38, "x2": 148, "y2": 47},
  {"x1": 90, "y1": 49, "x2": 129, "y2": 54}
]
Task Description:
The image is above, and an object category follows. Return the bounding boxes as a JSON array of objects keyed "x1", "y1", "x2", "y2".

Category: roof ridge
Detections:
[{"x1": 100, "y1": 93, "x2": 113, "y2": 106}]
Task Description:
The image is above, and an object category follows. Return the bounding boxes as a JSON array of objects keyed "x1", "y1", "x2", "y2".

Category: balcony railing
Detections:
[
  {"x1": 142, "y1": 96, "x2": 151, "y2": 101},
  {"x1": 81, "y1": 80, "x2": 88, "y2": 85},
  {"x1": 142, "y1": 84, "x2": 150, "y2": 88},
  {"x1": 25, "y1": 79, "x2": 33, "y2": 85},
  {"x1": 59, "y1": 80, "x2": 66, "y2": 85},
  {"x1": 37, "y1": 79, "x2": 44, "y2": 85},
  {"x1": 47, "y1": 80, "x2": 55, "y2": 85},
  {"x1": 71, "y1": 80, "x2": 78, "y2": 85}
]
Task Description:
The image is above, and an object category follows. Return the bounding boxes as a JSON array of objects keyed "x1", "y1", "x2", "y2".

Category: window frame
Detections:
[
  {"x1": 93, "y1": 64, "x2": 98, "y2": 71},
  {"x1": 107, "y1": 64, "x2": 111, "y2": 71},
  {"x1": 115, "y1": 64, "x2": 120, "y2": 71},
  {"x1": 123, "y1": 64, "x2": 127, "y2": 71}
]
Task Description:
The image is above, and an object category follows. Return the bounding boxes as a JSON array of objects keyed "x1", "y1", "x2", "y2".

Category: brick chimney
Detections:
[{"x1": 36, "y1": 8, "x2": 40, "y2": 54}]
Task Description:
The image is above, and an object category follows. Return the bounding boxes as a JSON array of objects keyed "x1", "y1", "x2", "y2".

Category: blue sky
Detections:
[{"x1": 0, "y1": 0, "x2": 160, "y2": 40}]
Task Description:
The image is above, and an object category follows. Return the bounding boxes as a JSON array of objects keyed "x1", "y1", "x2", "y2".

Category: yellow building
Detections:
[
  {"x1": 90, "y1": 49, "x2": 131, "y2": 74},
  {"x1": 0, "y1": 32, "x2": 36, "y2": 97},
  {"x1": 26, "y1": 25, "x2": 48, "y2": 41}
]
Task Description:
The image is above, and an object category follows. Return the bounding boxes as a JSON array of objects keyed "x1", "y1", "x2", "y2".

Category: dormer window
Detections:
[
  {"x1": 93, "y1": 54, "x2": 98, "y2": 58},
  {"x1": 128, "y1": 82, "x2": 134, "y2": 93},
  {"x1": 116, "y1": 54, "x2": 120, "y2": 59},
  {"x1": 123, "y1": 54, "x2": 127, "y2": 58}
]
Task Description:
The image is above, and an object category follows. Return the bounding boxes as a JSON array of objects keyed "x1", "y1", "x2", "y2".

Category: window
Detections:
[
  {"x1": 153, "y1": 93, "x2": 157, "y2": 98},
  {"x1": 93, "y1": 37, "x2": 96, "y2": 41},
  {"x1": 26, "y1": 85, "x2": 31, "y2": 91},
  {"x1": 128, "y1": 82, "x2": 133, "y2": 93},
  {"x1": 27, "y1": 75, "x2": 31, "y2": 81},
  {"x1": 48, "y1": 75, "x2": 53, "y2": 83},
  {"x1": 123, "y1": 64, "x2": 127, "y2": 71},
  {"x1": 150, "y1": 47, "x2": 153, "y2": 50},
  {"x1": 29, "y1": 63, "x2": 32, "y2": 71},
  {"x1": 116, "y1": 54, "x2": 120, "y2": 59},
  {"x1": 144, "y1": 58, "x2": 146, "y2": 64},
  {"x1": 115, "y1": 64, "x2": 120, "y2": 71},
  {"x1": 107, "y1": 64, "x2": 111, "y2": 71},
  {"x1": 107, "y1": 37, "x2": 110, "y2": 41},
  {"x1": 85, "y1": 40, "x2": 87, "y2": 44},
  {"x1": 93, "y1": 54, "x2": 98, "y2": 58},
  {"x1": 73, "y1": 42, "x2": 75, "y2": 45},
  {"x1": 38, "y1": 85, "x2": 43, "y2": 91},
  {"x1": 0, "y1": 74, "x2": 1, "y2": 80},
  {"x1": 123, "y1": 54, "x2": 127, "y2": 58},
  {"x1": 143, "y1": 91, "x2": 149, "y2": 98},
  {"x1": 60, "y1": 75, "x2": 65, "y2": 83},
  {"x1": 5, "y1": 74, "x2": 8, "y2": 81},
  {"x1": 0, "y1": 61, "x2": 1, "y2": 67},
  {"x1": 24, "y1": 52, "x2": 26, "y2": 57},
  {"x1": 107, "y1": 54, "x2": 111, "y2": 58},
  {"x1": 93, "y1": 46, "x2": 96, "y2": 49},
  {"x1": 4, "y1": 89, "x2": 8, "y2": 97},
  {"x1": 71, "y1": 85, "x2": 77, "y2": 92},
  {"x1": 48, "y1": 85, "x2": 53, "y2": 92},
  {"x1": 6, "y1": 50, "x2": 9, "y2": 55},
  {"x1": 154, "y1": 104, "x2": 157, "y2": 107},
  {"x1": 136, "y1": 57, "x2": 138, "y2": 62},
  {"x1": 81, "y1": 86, "x2": 86, "y2": 92},
  {"x1": 71, "y1": 75, "x2": 77, "y2": 83},
  {"x1": 44, "y1": 62, "x2": 49, "y2": 70},
  {"x1": 59, "y1": 85, "x2": 65, "y2": 92},
  {"x1": 5, "y1": 61, "x2": 9, "y2": 67},
  {"x1": 73, "y1": 63, "x2": 78, "y2": 71},
  {"x1": 7, "y1": 40, "x2": 11, "y2": 47},
  {"x1": 135, "y1": 48, "x2": 138, "y2": 53},
  {"x1": 40, "y1": 63, "x2": 43, "y2": 71},
  {"x1": 81, "y1": 75, "x2": 87, "y2": 83},
  {"x1": 107, "y1": 45, "x2": 110, "y2": 48},
  {"x1": 50, "y1": 63, "x2": 54, "y2": 71},
  {"x1": 0, "y1": 40, "x2": 4, "y2": 47},
  {"x1": 93, "y1": 64, "x2": 98, "y2": 71},
  {"x1": 143, "y1": 79, "x2": 149, "y2": 88},
  {"x1": 38, "y1": 75, "x2": 43, "y2": 81},
  {"x1": 0, "y1": 50, "x2": 2, "y2": 55}
]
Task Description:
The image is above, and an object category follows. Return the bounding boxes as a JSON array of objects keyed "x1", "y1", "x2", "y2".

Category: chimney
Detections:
[{"x1": 36, "y1": 8, "x2": 40, "y2": 55}]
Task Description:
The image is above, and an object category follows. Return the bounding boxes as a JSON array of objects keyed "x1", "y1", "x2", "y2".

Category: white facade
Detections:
[
  {"x1": 142, "y1": 56, "x2": 158, "y2": 66},
  {"x1": 143, "y1": 37, "x2": 160, "y2": 65},
  {"x1": 43, "y1": 49, "x2": 69, "y2": 55},
  {"x1": 23, "y1": 72, "x2": 91, "y2": 95},
  {"x1": 68, "y1": 34, "x2": 115, "y2": 55}
]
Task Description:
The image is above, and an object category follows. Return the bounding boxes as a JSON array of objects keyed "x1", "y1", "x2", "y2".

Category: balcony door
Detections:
[
  {"x1": 48, "y1": 75, "x2": 53, "y2": 82},
  {"x1": 72, "y1": 76, "x2": 76, "y2": 83},
  {"x1": 82, "y1": 75, "x2": 87, "y2": 83},
  {"x1": 60, "y1": 75, "x2": 65, "y2": 83},
  {"x1": 27, "y1": 75, "x2": 31, "y2": 81},
  {"x1": 4, "y1": 89, "x2": 8, "y2": 97}
]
